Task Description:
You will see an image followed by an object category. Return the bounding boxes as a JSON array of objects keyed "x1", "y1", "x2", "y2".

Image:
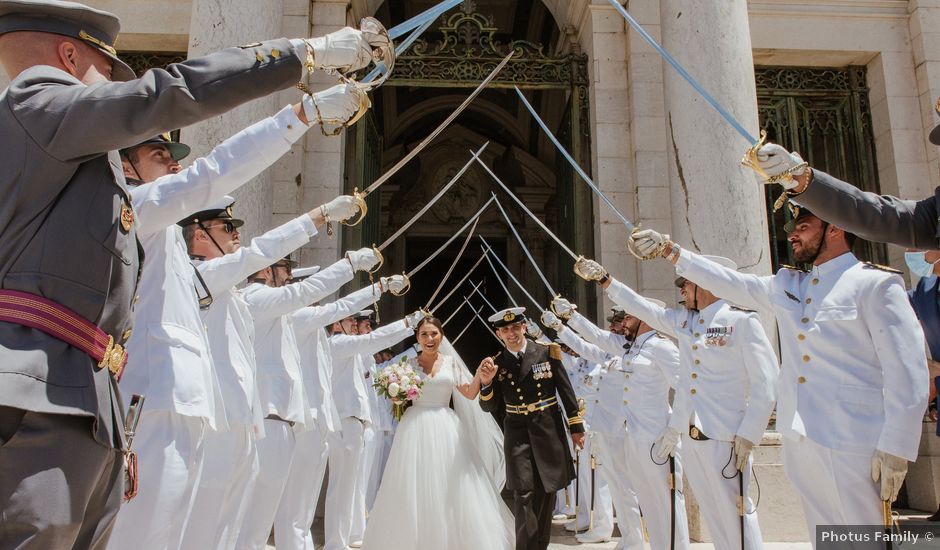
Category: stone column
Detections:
[
  {"x1": 185, "y1": 0, "x2": 285, "y2": 242},
  {"x1": 660, "y1": 0, "x2": 770, "y2": 274}
]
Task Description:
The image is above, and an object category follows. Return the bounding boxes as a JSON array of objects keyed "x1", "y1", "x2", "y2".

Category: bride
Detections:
[{"x1": 360, "y1": 316, "x2": 514, "y2": 550}]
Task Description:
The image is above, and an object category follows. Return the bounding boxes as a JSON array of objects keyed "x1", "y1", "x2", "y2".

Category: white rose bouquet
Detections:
[{"x1": 373, "y1": 356, "x2": 424, "y2": 421}]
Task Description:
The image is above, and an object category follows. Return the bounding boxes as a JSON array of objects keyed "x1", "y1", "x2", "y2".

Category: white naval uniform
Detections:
[
  {"x1": 557, "y1": 352, "x2": 615, "y2": 538},
  {"x1": 236, "y1": 259, "x2": 356, "y2": 550},
  {"x1": 562, "y1": 323, "x2": 691, "y2": 550},
  {"x1": 558, "y1": 328, "x2": 641, "y2": 549},
  {"x1": 608, "y1": 280, "x2": 777, "y2": 550},
  {"x1": 675, "y1": 250, "x2": 928, "y2": 537},
  {"x1": 325, "y1": 321, "x2": 414, "y2": 550},
  {"x1": 111, "y1": 104, "x2": 308, "y2": 550},
  {"x1": 181, "y1": 214, "x2": 319, "y2": 550},
  {"x1": 567, "y1": 311, "x2": 632, "y2": 355},
  {"x1": 274, "y1": 284, "x2": 385, "y2": 550}
]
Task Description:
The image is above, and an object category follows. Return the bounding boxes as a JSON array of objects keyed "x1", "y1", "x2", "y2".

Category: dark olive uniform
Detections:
[{"x1": 480, "y1": 340, "x2": 584, "y2": 550}]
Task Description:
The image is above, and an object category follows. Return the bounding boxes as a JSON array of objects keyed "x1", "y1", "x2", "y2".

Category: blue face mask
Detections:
[{"x1": 905, "y1": 251, "x2": 938, "y2": 278}]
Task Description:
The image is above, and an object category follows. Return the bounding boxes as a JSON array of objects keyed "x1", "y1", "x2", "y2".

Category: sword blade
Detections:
[
  {"x1": 387, "y1": 0, "x2": 463, "y2": 40},
  {"x1": 604, "y1": 0, "x2": 757, "y2": 144},
  {"x1": 481, "y1": 249, "x2": 517, "y2": 307},
  {"x1": 362, "y1": 18, "x2": 432, "y2": 84},
  {"x1": 424, "y1": 213, "x2": 480, "y2": 309},
  {"x1": 452, "y1": 303, "x2": 485, "y2": 344},
  {"x1": 428, "y1": 253, "x2": 489, "y2": 315},
  {"x1": 467, "y1": 282, "x2": 497, "y2": 313},
  {"x1": 405, "y1": 196, "x2": 495, "y2": 279},
  {"x1": 378, "y1": 143, "x2": 489, "y2": 251},
  {"x1": 514, "y1": 87, "x2": 636, "y2": 232},
  {"x1": 473, "y1": 156, "x2": 579, "y2": 261},
  {"x1": 362, "y1": 51, "x2": 513, "y2": 196},
  {"x1": 479, "y1": 239, "x2": 541, "y2": 312},
  {"x1": 464, "y1": 297, "x2": 502, "y2": 344},
  {"x1": 490, "y1": 194, "x2": 557, "y2": 297},
  {"x1": 442, "y1": 281, "x2": 482, "y2": 326}
]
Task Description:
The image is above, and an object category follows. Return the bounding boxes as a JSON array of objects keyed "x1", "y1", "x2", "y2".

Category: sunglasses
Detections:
[{"x1": 201, "y1": 220, "x2": 237, "y2": 234}]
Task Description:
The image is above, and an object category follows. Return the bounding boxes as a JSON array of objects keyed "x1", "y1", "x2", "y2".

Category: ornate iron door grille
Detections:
[{"x1": 756, "y1": 65, "x2": 887, "y2": 268}]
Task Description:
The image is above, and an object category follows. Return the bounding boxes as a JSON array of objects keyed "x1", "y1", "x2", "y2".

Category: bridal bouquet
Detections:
[{"x1": 373, "y1": 356, "x2": 424, "y2": 421}]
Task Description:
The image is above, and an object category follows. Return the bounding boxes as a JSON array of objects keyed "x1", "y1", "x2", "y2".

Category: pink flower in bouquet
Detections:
[{"x1": 406, "y1": 387, "x2": 419, "y2": 400}]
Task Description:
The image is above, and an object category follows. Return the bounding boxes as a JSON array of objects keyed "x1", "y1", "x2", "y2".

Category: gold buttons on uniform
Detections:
[
  {"x1": 623, "y1": 400, "x2": 629, "y2": 405},
  {"x1": 692, "y1": 345, "x2": 698, "y2": 350},
  {"x1": 812, "y1": 278, "x2": 819, "y2": 285},
  {"x1": 691, "y1": 373, "x2": 698, "y2": 379},
  {"x1": 691, "y1": 389, "x2": 697, "y2": 395},
  {"x1": 256, "y1": 53, "x2": 264, "y2": 62},
  {"x1": 624, "y1": 387, "x2": 629, "y2": 392},
  {"x1": 801, "y1": 317, "x2": 809, "y2": 324},
  {"x1": 536, "y1": 383, "x2": 541, "y2": 388},
  {"x1": 694, "y1": 359, "x2": 700, "y2": 365},
  {"x1": 271, "y1": 48, "x2": 281, "y2": 58},
  {"x1": 694, "y1": 332, "x2": 701, "y2": 337},
  {"x1": 797, "y1": 334, "x2": 805, "y2": 341},
  {"x1": 805, "y1": 298, "x2": 812, "y2": 304},
  {"x1": 798, "y1": 376, "x2": 806, "y2": 384},
  {"x1": 802, "y1": 355, "x2": 810, "y2": 362}
]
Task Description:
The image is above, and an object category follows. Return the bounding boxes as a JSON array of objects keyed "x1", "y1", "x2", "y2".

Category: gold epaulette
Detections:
[
  {"x1": 548, "y1": 342, "x2": 562, "y2": 361},
  {"x1": 863, "y1": 261, "x2": 903, "y2": 274},
  {"x1": 778, "y1": 263, "x2": 809, "y2": 273},
  {"x1": 729, "y1": 305, "x2": 757, "y2": 313}
]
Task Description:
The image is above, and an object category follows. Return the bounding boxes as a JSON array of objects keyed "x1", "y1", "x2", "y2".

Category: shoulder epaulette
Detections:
[
  {"x1": 862, "y1": 261, "x2": 903, "y2": 274},
  {"x1": 729, "y1": 305, "x2": 758, "y2": 313},
  {"x1": 548, "y1": 342, "x2": 562, "y2": 361},
  {"x1": 778, "y1": 263, "x2": 809, "y2": 273}
]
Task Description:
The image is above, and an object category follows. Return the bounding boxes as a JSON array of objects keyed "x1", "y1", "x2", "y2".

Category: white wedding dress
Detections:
[{"x1": 360, "y1": 343, "x2": 514, "y2": 550}]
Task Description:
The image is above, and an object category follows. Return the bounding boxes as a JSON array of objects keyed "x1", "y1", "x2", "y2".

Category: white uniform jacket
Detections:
[
  {"x1": 122, "y1": 105, "x2": 308, "y2": 427},
  {"x1": 676, "y1": 250, "x2": 928, "y2": 461},
  {"x1": 244, "y1": 259, "x2": 354, "y2": 425},
  {"x1": 196, "y1": 215, "x2": 317, "y2": 432},
  {"x1": 292, "y1": 283, "x2": 384, "y2": 433},
  {"x1": 329, "y1": 320, "x2": 414, "y2": 423},
  {"x1": 560, "y1": 326, "x2": 680, "y2": 444},
  {"x1": 568, "y1": 311, "x2": 631, "y2": 355},
  {"x1": 607, "y1": 280, "x2": 778, "y2": 445}
]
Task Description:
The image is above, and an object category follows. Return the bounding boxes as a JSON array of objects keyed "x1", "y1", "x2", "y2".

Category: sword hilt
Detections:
[
  {"x1": 740, "y1": 129, "x2": 773, "y2": 181},
  {"x1": 390, "y1": 273, "x2": 411, "y2": 297},
  {"x1": 343, "y1": 188, "x2": 369, "y2": 228},
  {"x1": 369, "y1": 243, "x2": 384, "y2": 275}
]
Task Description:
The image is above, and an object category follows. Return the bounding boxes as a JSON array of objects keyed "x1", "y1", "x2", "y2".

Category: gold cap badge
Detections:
[{"x1": 503, "y1": 312, "x2": 515, "y2": 322}]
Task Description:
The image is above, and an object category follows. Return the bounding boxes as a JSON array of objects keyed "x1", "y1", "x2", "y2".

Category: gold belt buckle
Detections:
[
  {"x1": 526, "y1": 402, "x2": 538, "y2": 413},
  {"x1": 99, "y1": 335, "x2": 126, "y2": 376}
]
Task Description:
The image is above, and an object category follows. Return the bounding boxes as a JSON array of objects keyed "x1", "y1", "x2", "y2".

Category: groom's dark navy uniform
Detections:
[{"x1": 480, "y1": 309, "x2": 584, "y2": 550}]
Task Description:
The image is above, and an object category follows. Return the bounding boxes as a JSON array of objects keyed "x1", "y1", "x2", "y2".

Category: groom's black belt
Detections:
[{"x1": 505, "y1": 397, "x2": 557, "y2": 415}]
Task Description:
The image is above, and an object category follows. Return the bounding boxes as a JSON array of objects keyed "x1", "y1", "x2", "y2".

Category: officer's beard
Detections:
[{"x1": 792, "y1": 223, "x2": 829, "y2": 264}]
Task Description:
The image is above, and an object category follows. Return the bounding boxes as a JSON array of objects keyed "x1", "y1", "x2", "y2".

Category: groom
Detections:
[{"x1": 479, "y1": 307, "x2": 585, "y2": 550}]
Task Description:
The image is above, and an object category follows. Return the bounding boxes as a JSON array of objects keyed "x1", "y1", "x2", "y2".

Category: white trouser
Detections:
[
  {"x1": 591, "y1": 433, "x2": 644, "y2": 550},
  {"x1": 324, "y1": 417, "x2": 367, "y2": 550},
  {"x1": 350, "y1": 423, "x2": 377, "y2": 542},
  {"x1": 235, "y1": 419, "x2": 296, "y2": 550},
  {"x1": 682, "y1": 435, "x2": 762, "y2": 550},
  {"x1": 274, "y1": 422, "x2": 331, "y2": 550},
  {"x1": 621, "y1": 435, "x2": 690, "y2": 550},
  {"x1": 782, "y1": 436, "x2": 881, "y2": 548},
  {"x1": 365, "y1": 429, "x2": 392, "y2": 511},
  {"x1": 181, "y1": 424, "x2": 258, "y2": 550},
  {"x1": 108, "y1": 411, "x2": 207, "y2": 550},
  {"x1": 571, "y1": 434, "x2": 614, "y2": 535}
]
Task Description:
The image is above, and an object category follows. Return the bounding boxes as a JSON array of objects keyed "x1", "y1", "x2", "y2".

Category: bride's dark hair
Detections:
[{"x1": 415, "y1": 316, "x2": 444, "y2": 333}]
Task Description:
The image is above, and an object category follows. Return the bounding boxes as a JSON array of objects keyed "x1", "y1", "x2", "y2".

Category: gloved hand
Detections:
[
  {"x1": 380, "y1": 274, "x2": 408, "y2": 295},
  {"x1": 573, "y1": 257, "x2": 608, "y2": 282},
  {"x1": 346, "y1": 248, "x2": 379, "y2": 272},
  {"x1": 307, "y1": 27, "x2": 374, "y2": 72},
  {"x1": 525, "y1": 322, "x2": 542, "y2": 339},
  {"x1": 550, "y1": 296, "x2": 577, "y2": 320},
  {"x1": 628, "y1": 228, "x2": 671, "y2": 260},
  {"x1": 871, "y1": 450, "x2": 908, "y2": 502},
  {"x1": 654, "y1": 427, "x2": 681, "y2": 460},
  {"x1": 754, "y1": 143, "x2": 806, "y2": 189},
  {"x1": 405, "y1": 309, "x2": 427, "y2": 329},
  {"x1": 540, "y1": 310, "x2": 562, "y2": 330},
  {"x1": 733, "y1": 435, "x2": 755, "y2": 472},
  {"x1": 303, "y1": 84, "x2": 368, "y2": 127},
  {"x1": 320, "y1": 194, "x2": 360, "y2": 223}
]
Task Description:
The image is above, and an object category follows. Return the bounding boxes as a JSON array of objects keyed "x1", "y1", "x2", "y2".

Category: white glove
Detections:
[
  {"x1": 346, "y1": 248, "x2": 379, "y2": 272},
  {"x1": 525, "y1": 323, "x2": 542, "y2": 339},
  {"x1": 540, "y1": 310, "x2": 562, "y2": 330},
  {"x1": 573, "y1": 257, "x2": 608, "y2": 282},
  {"x1": 380, "y1": 275, "x2": 408, "y2": 295},
  {"x1": 303, "y1": 84, "x2": 367, "y2": 127},
  {"x1": 733, "y1": 435, "x2": 754, "y2": 472},
  {"x1": 550, "y1": 297, "x2": 576, "y2": 320},
  {"x1": 755, "y1": 143, "x2": 806, "y2": 189},
  {"x1": 871, "y1": 450, "x2": 908, "y2": 502},
  {"x1": 320, "y1": 194, "x2": 360, "y2": 223},
  {"x1": 628, "y1": 228, "x2": 670, "y2": 260},
  {"x1": 654, "y1": 427, "x2": 680, "y2": 460},
  {"x1": 308, "y1": 27, "x2": 373, "y2": 71},
  {"x1": 405, "y1": 309, "x2": 427, "y2": 329}
]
